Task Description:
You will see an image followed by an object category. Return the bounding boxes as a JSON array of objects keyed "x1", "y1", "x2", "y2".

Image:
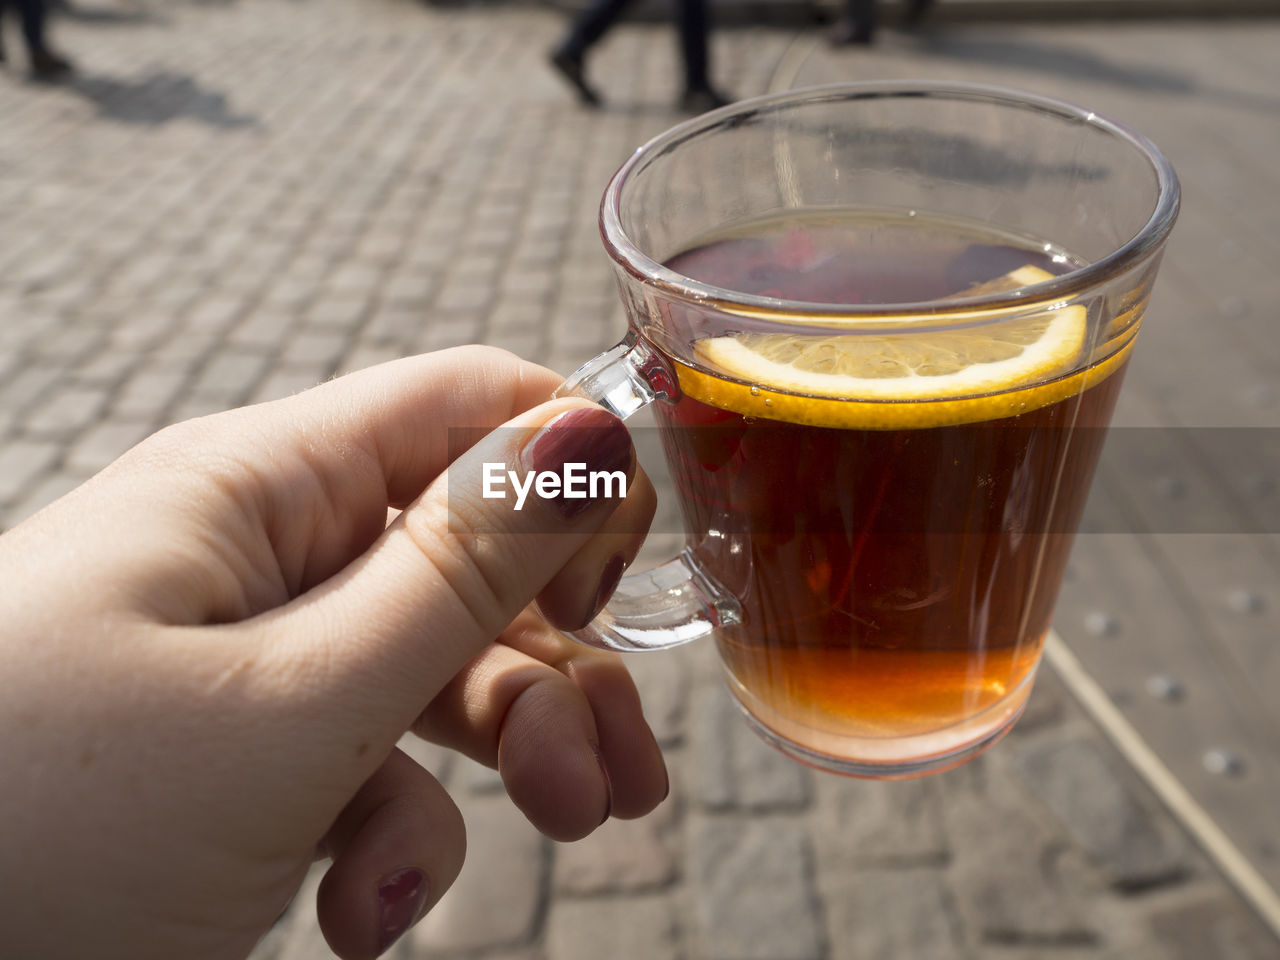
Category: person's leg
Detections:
[
  {"x1": 560, "y1": 0, "x2": 632, "y2": 59},
  {"x1": 677, "y1": 0, "x2": 708, "y2": 91},
  {"x1": 16, "y1": 0, "x2": 71, "y2": 77},
  {"x1": 675, "y1": 0, "x2": 728, "y2": 112},
  {"x1": 830, "y1": 0, "x2": 877, "y2": 45},
  {"x1": 15, "y1": 0, "x2": 45, "y2": 52},
  {"x1": 549, "y1": 0, "x2": 633, "y2": 106},
  {"x1": 903, "y1": 0, "x2": 935, "y2": 25}
]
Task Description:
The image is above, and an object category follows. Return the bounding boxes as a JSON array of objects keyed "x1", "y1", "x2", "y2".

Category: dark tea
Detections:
[{"x1": 653, "y1": 211, "x2": 1135, "y2": 772}]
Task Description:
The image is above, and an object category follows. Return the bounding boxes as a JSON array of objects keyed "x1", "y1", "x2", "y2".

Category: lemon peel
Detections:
[{"x1": 682, "y1": 266, "x2": 1137, "y2": 430}]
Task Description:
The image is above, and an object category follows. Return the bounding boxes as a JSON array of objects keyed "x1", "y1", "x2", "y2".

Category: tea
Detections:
[{"x1": 654, "y1": 210, "x2": 1132, "y2": 771}]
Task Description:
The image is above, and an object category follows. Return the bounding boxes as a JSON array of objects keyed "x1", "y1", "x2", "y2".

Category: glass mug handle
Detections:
[{"x1": 552, "y1": 334, "x2": 742, "y2": 652}]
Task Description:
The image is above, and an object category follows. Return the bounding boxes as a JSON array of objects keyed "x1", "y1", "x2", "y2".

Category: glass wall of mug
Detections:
[{"x1": 559, "y1": 83, "x2": 1179, "y2": 777}]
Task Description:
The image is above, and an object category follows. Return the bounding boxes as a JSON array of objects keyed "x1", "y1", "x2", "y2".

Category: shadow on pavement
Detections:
[
  {"x1": 60, "y1": 70, "x2": 258, "y2": 127},
  {"x1": 56, "y1": 3, "x2": 166, "y2": 27},
  {"x1": 917, "y1": 29, "x2": 1193, "y2": 92},
  {"x1": 915, "y1": 28, "x2": 1280, "y2": 115}
]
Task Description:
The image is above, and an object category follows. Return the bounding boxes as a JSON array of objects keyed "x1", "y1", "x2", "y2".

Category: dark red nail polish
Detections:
[
  {"x1": 525, "y1": 407, "x2": 633, "y2": 519},
  {"x1": 591, "y1": 740, "x2": 614, "y2": 826},
  {"x1": 592, "y1": 553, "x2": 627, "y2": 619},
  {"x1": 377, "y1": 867, "x2": 428, "y2": 955}
]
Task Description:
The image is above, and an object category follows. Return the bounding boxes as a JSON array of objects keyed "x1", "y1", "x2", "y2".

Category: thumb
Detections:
[{"x1": 250, "y1": 398, "x2": 635, "y2": 733}]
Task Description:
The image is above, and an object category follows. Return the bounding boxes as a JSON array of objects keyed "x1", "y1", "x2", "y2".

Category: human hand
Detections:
[{"x1": 0, "y1": 347, "x2": 665, "y2": 960}]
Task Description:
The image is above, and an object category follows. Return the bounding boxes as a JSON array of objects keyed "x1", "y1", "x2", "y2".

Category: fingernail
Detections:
[
  {"x1": 590, "y1": 553, "x2": 627, "y2": 620},
  {"x1": 524, "y1": 407, "x2": 633, "y2": 520},
  {"x1": 377, "y1": 867, "x2": 429, "y2": 955},
  {"x1": 591, "y1": 740, "x2": 614, "y2": 826}
]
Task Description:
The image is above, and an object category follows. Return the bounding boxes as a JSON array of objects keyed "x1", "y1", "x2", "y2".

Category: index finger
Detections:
[{"x1": 270, "y1": 345, "x2": 568, "y2": 505}]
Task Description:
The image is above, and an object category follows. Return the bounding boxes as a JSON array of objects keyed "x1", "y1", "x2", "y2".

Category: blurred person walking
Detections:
[
  {"x1": 0, "y1": 0, "x2": 73, "y2": 79},
  {"x1": 829, "y1": 0, "x2": 935, "y2": 45},
  {"x1": 549, "y1": 0, "x2": 730, "y2": 114}
]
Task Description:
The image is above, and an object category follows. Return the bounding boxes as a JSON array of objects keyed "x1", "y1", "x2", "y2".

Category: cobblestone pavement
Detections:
[{"x1": 2, "y1": 1, "x2": 1278, "y2": 958}]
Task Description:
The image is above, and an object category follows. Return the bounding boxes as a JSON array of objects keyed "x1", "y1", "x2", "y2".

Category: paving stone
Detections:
[
  {"x1": 823, "y1": 869, "x2": 966, "y2": 960},
  {"x1": 454, "y1": 754, "x2": 507, "y2": 795},
  {"x1": 280, "y1": 331, "x2": 348, "y2": 370},
  {"x1": 151, "y1": 328, "x2": 224, "y2": 367},
  {"x1": 27, "y1": 322, "x2": 106, "y2": 366},
  {"x1": 1147, "y1": 889, "x2": 1280, "y2": 960},
  {"x1": 0, "y1": 440, "x2": 61, "y2": 505},
  {"x1": 691, "y1": 684, "x2": 811, "y2": 812},
  {"x1": 412, "y1": 310, "x2": 485, "y2": 354},
  {"x1": 379, "y1": 270, "x2": 438, "y2": 306},
  {"x1": 65, "y1": 419, "x2": 156, "y2": 474},
  {"x1": 73, "y1": 347, "x2": 143, "y2": 387},
  {"x1": 251, "y1": 368, "x2": 326, "y2": 405},
  {"x1": 4, "y1": 7, "x2": 1280, "y2": 960},
  {"x1": 1007, "y1": 731, "x2": 1188, "y2": 892},
  {"x1": 353, "y1": 230, "x2": 406, "y2": 265},
  {"x1": 168, "y1": 395, "x2": 238, "y2": 425},
  {"x1": 229, "y1": 309, "x2": 298, "y2": 350},
  {"x1": 259, "y1": 278, "x2": 316, "y2": 310},
  {"x1": 625, "y1": 646, "x2": 691, "y2": 747},
  {"x1": 191, "y1": 349, "x2": 273, "y2": 404},
  {"x1": 362, "y1": 303, "x2": 426, "y2": 348},
  {"x1": 410, "y1": 794, "x2": 546, "y2": 954},
  {"x1": 942, "y1": 755, "x2": 1097, "y2": 947},
  {"x1": 1006, "y1": 662, "x2": 1070, "y2": 737},
  {"x1": 812, "y1": 774, "x2": 948, "y2": 869},
  {"x1": 501, "y1": 268, "x2": 557, "y2": 300},
  {"x1": 24, "y1": 386, "x2": 110, "y2": 439},
  {"x1": 337, "y1": 344, "x2": 406, "y2": 377},
  {"x1": 395, "y1": 734, "x2": 453, "y2": 784},
  {"x1": 553, "y1": 795, "x2": 678, "y2": 895},
  {"x1": 0, "y1": 365, "x2": 63, "y2": 414},
  {"x1": 545, "y1": 894, "x2": 680, "y2": 960},
  {"x1": 185, "y1": 295, "x2": 250, "y2": 334},
  {"x1": 489, "y1": 327, "x2": 544, "y2": 362},
  {"x1": 434, "y1": 280, "x2": 495, "y2": 314},
  {"x1": 113, "y1": 369, "x2": 192, "y2": 420},
  {"x1": 688, "y1": 817, "x2": 824, "y2": 960},
  {"x1": 109, "y1": 307, "x2": 184, "y2": 351},
  {"x1": 307, "y1": 296, "x2": 369, "y2": 331},
  {"x1": 325, "y1": 263, "x2": 384, "y2": 296},
  {"x1": 489, "y1": 299, "x2": 549, "y2": 335}
]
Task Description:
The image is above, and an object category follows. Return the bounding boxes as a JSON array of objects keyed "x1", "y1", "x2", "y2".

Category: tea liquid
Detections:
[{"x1": 656, "y1": 211, "x2": 1129, "y2": 763}]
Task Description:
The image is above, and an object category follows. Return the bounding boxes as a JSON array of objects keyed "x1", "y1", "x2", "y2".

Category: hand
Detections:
[{"x1": 0, "y1": 347, "x2": 665, "y2": 960}]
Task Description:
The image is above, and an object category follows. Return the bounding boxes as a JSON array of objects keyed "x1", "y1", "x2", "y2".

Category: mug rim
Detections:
[{"x1": 599, "y1": 81, "x2": 1181, "y2": 323}]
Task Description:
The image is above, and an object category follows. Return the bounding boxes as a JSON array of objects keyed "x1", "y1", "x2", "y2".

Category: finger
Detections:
[
  {"x1": 417, "y1": 638, "x2": 608, "y2": 841},
  {"x1": 263, "y1": 345, "x2": 567, "y2": 506},
  {"x1": 257, "y1": 346, "x2": 565, "y2": 592},
  {"x1": 316, "y1": 748, "x2": 465, "y2": 960},
  {"x1": 536, "y1": 463, "x2": 656, "y2": 631},
  {"x1": 415, "y1": 611, "x2": 667, "y2": 832},
  {"x1": 249, "y1": 398, "x2": 638, "y2": 745},
  {"x1": 45, "y1": 346, "x2": 572, "y2": 622}
]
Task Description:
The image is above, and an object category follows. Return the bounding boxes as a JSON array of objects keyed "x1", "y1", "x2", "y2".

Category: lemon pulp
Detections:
[{"x1": 683, "y1": 266, "x2": 1137, "y2": 430}]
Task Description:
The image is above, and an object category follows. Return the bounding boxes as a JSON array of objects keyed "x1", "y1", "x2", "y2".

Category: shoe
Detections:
[
  {"x1": 679, "y1": 86, "x2": 731, "y2": 115},
  {"x1": 549, "y1": 48, "x2": 600, "y2": 108},
  {"x1": 30, "y1": 47, "x2": 73, "y2": 81},
  {"x1": 828, "y1": 20, "x2": 874, "y2": 45},
  {"x1": 903, "y1": 0, "x2": 936, "y2": 25}
]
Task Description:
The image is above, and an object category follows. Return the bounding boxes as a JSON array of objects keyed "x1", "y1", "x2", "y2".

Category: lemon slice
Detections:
[{"x1": 683, "y1": 266, "x2": 1134, "y2": 430}]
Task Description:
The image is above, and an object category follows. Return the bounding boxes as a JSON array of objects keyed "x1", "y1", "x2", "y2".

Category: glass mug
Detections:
[{"x1": 556, "y1": 82, "x2": 1179, "y2": 778}]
